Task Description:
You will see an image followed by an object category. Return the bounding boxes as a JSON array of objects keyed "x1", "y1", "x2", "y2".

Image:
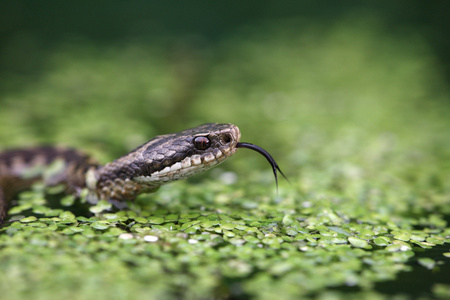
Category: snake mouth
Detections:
[{"x1": 236, "y1": 142, "x2": 288, "y2": 189}]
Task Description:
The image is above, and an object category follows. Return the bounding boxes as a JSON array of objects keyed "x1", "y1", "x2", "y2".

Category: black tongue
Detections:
[{"x1": 236, "y1": 142, "x2": 288, "y2": 190}]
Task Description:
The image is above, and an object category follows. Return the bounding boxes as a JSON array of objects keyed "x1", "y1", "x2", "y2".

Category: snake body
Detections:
[{"x1": 0, "y1": 123, "x2": 285, "y2": 225}]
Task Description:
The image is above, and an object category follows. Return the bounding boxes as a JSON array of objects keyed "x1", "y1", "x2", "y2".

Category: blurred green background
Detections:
[
  {"x1": 1, "y1": 1, "x2": 450, "y2": 299},
  {"x1": 0, "y1": 0, "x2": 449, "y2": 192},
  {"x1": 0, "y1": 1, "x2": 449, "y2": 178}
]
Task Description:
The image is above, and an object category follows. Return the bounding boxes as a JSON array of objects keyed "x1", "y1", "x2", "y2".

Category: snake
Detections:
[{"x1": 0, "y1": 123, "x2": 286, "y2": 226}]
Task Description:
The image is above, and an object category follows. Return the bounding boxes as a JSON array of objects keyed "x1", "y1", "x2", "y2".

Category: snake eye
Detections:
[{"x1": 194, "y1": 136, "x2": 211, "y2": 150}]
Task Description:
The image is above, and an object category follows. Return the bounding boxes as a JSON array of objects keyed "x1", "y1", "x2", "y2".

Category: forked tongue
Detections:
[{"x1": 236, "y1": 142, "x2": 288, "y2": 190}]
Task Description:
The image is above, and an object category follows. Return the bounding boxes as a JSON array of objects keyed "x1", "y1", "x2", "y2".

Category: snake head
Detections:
[
  {"x1": 133, "y1": 123, "x2": 241, "y2": 184},
  {"x1": 134, "y1": 123, "x2": 287, "y2": 189}
]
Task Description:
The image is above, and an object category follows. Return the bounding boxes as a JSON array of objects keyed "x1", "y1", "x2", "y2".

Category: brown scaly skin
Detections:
[{"x1": 0, "y1": 124, "x2": 241, "y2": 225}]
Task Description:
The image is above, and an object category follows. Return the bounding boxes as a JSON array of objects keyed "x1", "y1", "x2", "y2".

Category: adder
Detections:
[{"x1": 0, "y1": 123, "x2": 286, "y2": 225}]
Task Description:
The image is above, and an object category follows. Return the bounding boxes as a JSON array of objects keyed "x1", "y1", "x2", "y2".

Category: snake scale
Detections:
[{"x1": 0, "y1": 123, "x2": 286, "y2": 226}]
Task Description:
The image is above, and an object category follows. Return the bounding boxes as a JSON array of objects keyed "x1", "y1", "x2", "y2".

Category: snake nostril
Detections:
[
  {"x1": 194, "y1": 136, "x2": 211, "y2": 150},
  {"x1": 222, "y1": 134, "x2": 232, "y2": 144}
]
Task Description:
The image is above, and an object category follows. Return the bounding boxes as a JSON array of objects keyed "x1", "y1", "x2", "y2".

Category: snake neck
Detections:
[{"x1": 85, "y1": 165, "x2": 160, "y2": 204}]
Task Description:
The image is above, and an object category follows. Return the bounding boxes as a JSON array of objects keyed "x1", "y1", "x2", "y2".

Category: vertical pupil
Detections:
[{"x1": 194, "y1": 136, "x2": 210, "y2": 150}]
